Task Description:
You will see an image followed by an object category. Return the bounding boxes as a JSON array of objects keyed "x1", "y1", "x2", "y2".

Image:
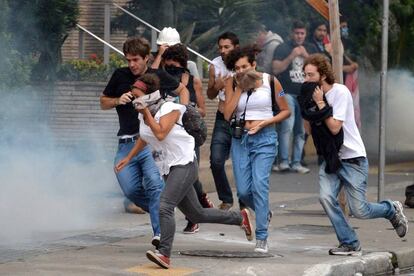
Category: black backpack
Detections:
[{"x1": 177, "y1": 104, "x2": 207, "y2": 147}]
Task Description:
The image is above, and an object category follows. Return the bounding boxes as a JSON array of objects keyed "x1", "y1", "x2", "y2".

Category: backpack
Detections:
[{"x1": 177, "y1": 104, "x2": 207, "y2": 147}]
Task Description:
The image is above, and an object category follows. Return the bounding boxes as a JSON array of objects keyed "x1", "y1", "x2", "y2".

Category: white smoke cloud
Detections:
[
  {"x1": 360, "y1": 69, "x2": 414, "y2": 161},
  {"x1": 0, "y1": 88, "x2": 122, "y2": 244}
]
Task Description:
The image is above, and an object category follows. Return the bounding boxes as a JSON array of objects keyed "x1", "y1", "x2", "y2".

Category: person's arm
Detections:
[
  {"x1": 247, "y1": 77, "x2": 291, "y2": 134},
  {"x1": 223, "y1": 77, "x2": 242, "y2": 121},
  {"x1": 141, "y1": 107, "x2": 180, "y2": 141},
  {"x1": 194, "y1": 77, "x2": 206, "y2": 117},
  {"x1": 151, "y1": 44, "x2": 169, "y2": 69},
  {"x1": 312, "y1": 86, "x2": 343, "y2": 135},
  {"x1": 206, "y1": 65, "x2": 222, "y2": 99},
  {"x1": 272, "y1": 47, "x2": 300, "y2": 75},
  {"x1": 114, "y1": 137, "x2": 147, "y2": 172},
  {"x1": 100, "y1": 92, "x2": 133, "y2": 110},
  {"x1": 175, "y1": 83, "x2": 190, "y2": 105}
]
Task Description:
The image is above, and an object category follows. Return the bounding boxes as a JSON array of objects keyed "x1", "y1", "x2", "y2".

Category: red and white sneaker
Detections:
[
  {"x1": 183, "y1": 222, "x2": 200, "y2": 234},
  {"x1": 146, "y1": 250, "x2": 170, "y2": 269},
  {"x1": 200, "y1": 193, "x2": 214, "y2": 208},
  {"x1": 240, "y1": 208, "x2": 253, "y2": 241}
]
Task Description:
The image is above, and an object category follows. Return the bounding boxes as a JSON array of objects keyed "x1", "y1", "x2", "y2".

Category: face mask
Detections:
[
  {"x1": 165, "y1": 65, "x2": 187, "y2": 79},
  {"x1": 132, "y1": 90, "x2": 165, "y2": 116},
  {"x1": 341, "y1": 27, "x2": 349, "y2": 39}
]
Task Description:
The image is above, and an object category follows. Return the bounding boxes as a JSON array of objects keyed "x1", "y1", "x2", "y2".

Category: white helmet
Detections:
[{"x1": 156, "y1": 27, "x2": 181, "y2": 46}]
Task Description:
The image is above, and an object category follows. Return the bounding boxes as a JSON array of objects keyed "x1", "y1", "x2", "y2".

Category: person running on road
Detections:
[{"x1": 115, "y1": 73, "x2": 253, "y2": 269}]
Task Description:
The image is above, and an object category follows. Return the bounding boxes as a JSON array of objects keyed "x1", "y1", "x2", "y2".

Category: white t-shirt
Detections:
[
  {"x1": 325, "y1": 83, "x2": 366, "y2": 159},
  {"x1": 139, "y1": 102, "x2": 196, "y2": 176},
  {"x1": 209, "y1": 56, "x2": 233, "y2": 101}
]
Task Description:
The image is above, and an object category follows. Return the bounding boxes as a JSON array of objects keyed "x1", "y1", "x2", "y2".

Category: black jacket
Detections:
[{"x1": 298, "y1": 82, "x2": 343, "y2": 173}]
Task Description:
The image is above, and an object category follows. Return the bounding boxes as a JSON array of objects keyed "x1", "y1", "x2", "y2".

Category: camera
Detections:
[{"x1": 230, "y1": 117, "x2": 245, "y2": 139}]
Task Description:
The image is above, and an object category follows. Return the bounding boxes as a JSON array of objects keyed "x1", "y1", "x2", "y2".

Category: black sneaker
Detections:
[
  {"x1": 329, "y1": 244, "x2": 362, "y2": 256},
  {"x1": 183, "y1": 221, "x2": 199, "y2": 234},
  {"x1": 390, "y1": 201, "x2": 408, "y2": 238}
]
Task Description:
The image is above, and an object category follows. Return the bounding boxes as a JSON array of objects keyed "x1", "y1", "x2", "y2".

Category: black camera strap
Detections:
[{"x1": 240, "y1": 89, "x2": 253, "y2": 121}]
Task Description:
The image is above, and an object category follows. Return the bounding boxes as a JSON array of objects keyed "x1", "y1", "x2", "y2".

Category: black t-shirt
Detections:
[
  {"x1": 103, "y1": 67, "x2": 180, "y2": 136},
  {"x1": 273, "y1": 41, "x2": 317, "y2": 96}
]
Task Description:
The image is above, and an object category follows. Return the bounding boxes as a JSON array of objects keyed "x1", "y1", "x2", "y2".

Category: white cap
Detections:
[{"x1": 156, "y1": 27, "x2": 181, "y2": 46}]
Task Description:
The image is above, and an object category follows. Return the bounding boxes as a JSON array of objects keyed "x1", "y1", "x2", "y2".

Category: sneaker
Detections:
[
  {"x1": 390, "y1": 201, "x2": 408, "y2": 238},
  {"x1": 200, "y1": 193, "x2": 214, "y2": 208},
  {"x1": 240, "y1": 208, "x2": 253, "y2": 241},
  {"x1": 328, "y1": 244, "x2": 362, "y2": 256},
  {"x1": 151, "y1": 235, "x2": 160, "y2": 249},
  {"x1": 272, "y1": 165, "x2": 280, "y2": 172},
  {"x1": 291, "y1": 164, "x2": 310, "y2": 174},
  {"x1": 146, "y1": 250, "x2": 170, "y2": 269},
  {"x1": 278, "y1": 163, "x2": 291, "y2": 172},
  {"x1": 218, "y1": 202, "x2": 233, "y2": 211},
  {"x1": 183, "y1": 222, "x2": 200, "y2": 234},
  {"x1": 254, "y1": 239, "x2": 269, "y2": 253}
]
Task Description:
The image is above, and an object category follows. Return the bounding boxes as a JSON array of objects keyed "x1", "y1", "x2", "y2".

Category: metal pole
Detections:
[
  {"x1": 151, "y1": 29, "x2": 158, "y2": 53},
  {"x1": 104, "y1": 3, "x2": 111, "y2": 64},
  {"x1": 76, "y1": 24, "x2": 124, "y2": 56},
  {"x1": 378, "y1": 0, "x2": 389, "y2": 202},
  {"x1": 78, "y1": 30, "x2": 85, "y2": 59},
  {"x1": 113, "y1": 3, "x2": 212, "y2": 64}
]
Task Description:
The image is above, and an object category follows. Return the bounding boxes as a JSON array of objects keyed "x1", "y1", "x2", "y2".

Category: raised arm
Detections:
[{"x1": 223, "y1": 77, "x2": 242, "y2": 121}]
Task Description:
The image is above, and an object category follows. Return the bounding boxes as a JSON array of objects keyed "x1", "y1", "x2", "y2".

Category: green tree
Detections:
[
  {"x1": 7, "y1": 0, "x2": 79, "y2": 82},
  {"x1": 0, "y1": 0, "x2": 32, "y2": 89}
]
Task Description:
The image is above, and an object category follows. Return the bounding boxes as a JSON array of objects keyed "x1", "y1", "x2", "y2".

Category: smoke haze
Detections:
[{"x1": 0, "y1": 88, "x2": 121, "y2": 244}]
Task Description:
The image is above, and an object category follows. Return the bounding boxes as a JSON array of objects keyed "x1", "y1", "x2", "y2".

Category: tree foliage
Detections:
[
  {"x1": 7, "y1": 0, "x2": 79, "y2": 82},
  {"x1": 113, "y1": 0, "x2": 414, "y2": 72}
]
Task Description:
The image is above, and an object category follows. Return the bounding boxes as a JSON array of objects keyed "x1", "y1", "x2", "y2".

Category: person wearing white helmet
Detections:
[{"x1": 152, "y1": 27, "x2": 200, "y2": 78}]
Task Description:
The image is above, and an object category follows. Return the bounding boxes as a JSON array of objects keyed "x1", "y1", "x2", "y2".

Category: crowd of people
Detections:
[{"x1": 100, "y1": 21, "x2": 408, "y2": 269}]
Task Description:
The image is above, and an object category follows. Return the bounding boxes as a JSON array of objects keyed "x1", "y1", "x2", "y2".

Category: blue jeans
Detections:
[
  {"x1": 115, "y1": 142, "x2": 164, "y2": 236},
  {"x1": 210, "y1": 111, "x2": 233, "y2": 204},
  {"x1": 319, "y1": 158, "x2": 395, "y2": 248},
  {"x1": 231, "y1": 126, "x2": 277, "y2": 240},
  {"x1": 276, "y1": 94, "x2": 305, "y2": 167}
]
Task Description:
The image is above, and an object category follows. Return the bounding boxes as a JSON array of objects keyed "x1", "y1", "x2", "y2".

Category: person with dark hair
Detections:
[
  {"x1": 115, "y1": 73, "x2": 253, "y2": 269},
  {"x1": 100, "y1": 37, "x2": 189, "y2": 249},
  {"x1": 161, "y1": 43, "x2": 214, "y2": 234},
  {"x1": 255, "y1": 24, "x2": 284, "y2": 74},
  {"x1": 206, "y1": 32, "x2": 241, "y2": 211},
  {"x1": 309, "y1": 21, "x2": 331, "y2": 59},
  {"x1": 303, "y1": 53, "x2": 408, "y2": 256},
  {"x1": 223, "y1": 45, "x2": 291, "y2": 253},
  {"x1": 272, "y1": 20, "x2": 317, "y2": 174}
]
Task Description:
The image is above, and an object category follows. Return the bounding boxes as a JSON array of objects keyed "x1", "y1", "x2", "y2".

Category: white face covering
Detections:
[{"x1": 132, "y1": 90, "x2": 165, "y2": 116}]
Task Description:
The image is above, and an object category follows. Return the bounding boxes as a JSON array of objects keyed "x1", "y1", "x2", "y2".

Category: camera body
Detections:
[{"x1": 230, "y1": 117, "x2": 245, "y2": 139}]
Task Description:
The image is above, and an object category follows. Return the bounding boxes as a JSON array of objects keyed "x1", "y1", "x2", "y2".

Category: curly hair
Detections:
[
  {"x1": 162, "y1": 43, "x2": 188, "y2": 68},
  {"x1": 224, "y1": 44, "x2": 261, "y2": 71},
  {"x1": 138, "y1": 73, "x2": 160, "y2": 94},
  {"x1": 303, "y1": 54, "x2": 336, "y2": 85}
]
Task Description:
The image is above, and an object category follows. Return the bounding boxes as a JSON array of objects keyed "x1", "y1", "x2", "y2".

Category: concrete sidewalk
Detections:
[{"x1": 0, "y1": 162, "x2": 413, "y2": 275}]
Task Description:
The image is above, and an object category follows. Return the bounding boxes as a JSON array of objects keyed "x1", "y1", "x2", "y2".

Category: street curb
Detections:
[
  {"x1": 390, "y1": 248, "x2": 414, "y2": 272},
  {"x1": 302, "y1": 250, "x2": 414, "y2": 276}
]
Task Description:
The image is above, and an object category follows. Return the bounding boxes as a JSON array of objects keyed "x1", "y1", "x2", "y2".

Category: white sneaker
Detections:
[
  {"x1": 292, "y1": 164, "x2": 310, "y2": 174},
  {"x1": 272, "y1": 165, "x2": 280, "y2": 172},
  {"x1": 254, "y1": 239, "x2": 269, "y2": 253},
  {"x1": 278, "y1": 163, "x2": 291, "y2": 172}
]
